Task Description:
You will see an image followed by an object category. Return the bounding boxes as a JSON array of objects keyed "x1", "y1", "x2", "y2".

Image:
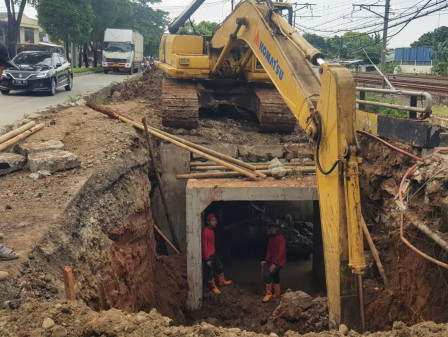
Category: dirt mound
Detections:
[
  {"x1": 268, "y1": 290, "x2": 328, "y2": 334},
  {"x1": 358, "y1": 135, "x2": 448, "y2": 331}
]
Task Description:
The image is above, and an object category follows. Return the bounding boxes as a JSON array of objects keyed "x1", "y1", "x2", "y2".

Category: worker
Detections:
[
  {"x1": 202, "y1": 213, "x2": 232, "y2": 294},
  {"x1": 261, "y1": 221, "x2": 286, "y2": 302},
  {"x1": 0, "y1": 42, "x2": 20, "y2": 261}
]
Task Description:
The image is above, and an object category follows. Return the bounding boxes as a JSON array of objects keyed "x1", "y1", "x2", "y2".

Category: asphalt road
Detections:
[{"x1": 0, "y1": 72, "x2": 131, "y2": 127}]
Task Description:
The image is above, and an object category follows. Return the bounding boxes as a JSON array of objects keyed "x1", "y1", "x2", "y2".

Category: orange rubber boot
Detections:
[
  {"x1": 218, "y1": 273, "x2": 232, "y2": 286},
  {"x1": 273, "y1": 283, "x2": 281, "y2": 298},
  {"x1": 208, "y1": 280, "x2": 221, "y2": 294},
  {"x1": 262, "y1": 283, "x2": 273, "y2": 302}
]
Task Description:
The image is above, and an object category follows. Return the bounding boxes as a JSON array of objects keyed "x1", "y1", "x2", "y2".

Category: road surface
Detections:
[{"x1": 0, "y1": 72, "x2": 131, "y2": 127}]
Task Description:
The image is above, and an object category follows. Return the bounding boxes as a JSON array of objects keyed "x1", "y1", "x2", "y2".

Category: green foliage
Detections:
[
  {"x1": 431, "y1": 41, "x2": 448, "y2": 76},
  {"x1": 303, "y1": 32, "x2": 381, "y2": 64},
  {"x1": 411, "y1": 26, "x2": 448, "y2": 47},
  {"x1": 34, "y1": 0, "x2": 168, "y2": 58},
  {"x1": 184, "y1": 20, "x2": 219, "y2": 35},
  {"x1": 88, "y1": 95, "x2": 103, "y2": 104},
  {"x1": 363, "y1": 93, "x2": 407, "y2": 117},
  {"x1": 66, "y1": 95, "x2": 79, "y2": 103},
  {"x1": 36, "y1": 0, "x2": 94, "y2": 45},
  {"x1": 72, "y1": 67, "x2": 103, "y2": 73}
]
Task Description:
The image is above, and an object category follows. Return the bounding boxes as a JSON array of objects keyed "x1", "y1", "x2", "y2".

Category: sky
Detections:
[{"x1": 1, "y1": 0, "x2": 447, "y2": 49}]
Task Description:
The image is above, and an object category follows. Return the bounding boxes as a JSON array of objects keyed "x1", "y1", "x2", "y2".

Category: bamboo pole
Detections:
[
  {"x1": 0, "y1": 121, "x2": 36, "y2": 144},
  {"x1": 142, "y1": 117, "x2": 181, "y2": 252},
  {"x1": 194, "y1": 165, "x2": 302, "y2": 171},
  {"x1": 177, "y1": 167, "x2": 316, "y2": 179},
  {"x1": 0, "y1": 123, "x2": 44, "y2": 152},
  {"x1": 361, "y1": 217, "x2": 388, "y2": 286},
  {"x1": 407, "y1": 213, "x2": 448, "y2": 253},
  {"x1": 62, "y1": 266, "x2": 76, "y2": 301},
  {"x1": 190, "y1": 160, "x2": 315, "y2": 167},
  {"x1": 154, "y1": 224, "x2": 180, "y2": 254},
  {"x1": 86, "y1": 102, "x2": 263, "y2": 179},
  {"x1": 86, "y1": 102, "x2": 259, "y2": 173}
]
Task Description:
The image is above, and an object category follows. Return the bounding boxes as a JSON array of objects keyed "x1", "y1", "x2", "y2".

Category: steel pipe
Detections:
[{"x1": 356, "y1": 87, "x2": 432, "y2": 114}]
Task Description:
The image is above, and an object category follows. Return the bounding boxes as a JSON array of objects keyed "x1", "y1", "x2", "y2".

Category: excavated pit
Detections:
[{"x1": 1, "y1": 69, "x2": 448, "y2": 336}]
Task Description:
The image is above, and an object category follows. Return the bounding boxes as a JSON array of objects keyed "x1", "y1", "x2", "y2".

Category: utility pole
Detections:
[
  {"x1": 380, "y1": 0, "x2": 391, "y2": 72},
  {"x1": 354, "y1": 2, "x2": 391, "y2": 71},
  {"x1": 292, "y1": 3, "x2": 318, "y2": 26}
]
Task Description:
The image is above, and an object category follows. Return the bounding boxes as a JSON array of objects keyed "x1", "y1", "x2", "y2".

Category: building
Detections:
[
  {"x1": 394, "y1": 46, "x2": 434, "y2": 74},
  {"x1": 0, "y1": 12, "x2": 62, "y2": 54}
]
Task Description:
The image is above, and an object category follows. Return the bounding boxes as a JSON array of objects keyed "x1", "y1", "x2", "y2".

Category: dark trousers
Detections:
[
  {"x1": 264, "y1": 263, "x2": 281, "y2": 284},
  {"x1": 204, "y1": 253, "x2": 223, "y2": 282}
]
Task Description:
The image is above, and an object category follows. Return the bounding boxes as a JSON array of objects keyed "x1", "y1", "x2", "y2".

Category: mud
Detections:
[{"x1": 0, "y1": 68, "x2": 447, "y2": 336}]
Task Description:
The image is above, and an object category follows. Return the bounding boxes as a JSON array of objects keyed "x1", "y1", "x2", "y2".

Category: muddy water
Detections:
[{"x1": 224, "y1": 254, "x2": 315, "y2": 295}]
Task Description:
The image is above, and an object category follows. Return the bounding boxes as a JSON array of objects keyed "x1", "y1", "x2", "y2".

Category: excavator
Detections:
[{"x1": 155, "y1": 0, "x2": 366, "y2": 331}]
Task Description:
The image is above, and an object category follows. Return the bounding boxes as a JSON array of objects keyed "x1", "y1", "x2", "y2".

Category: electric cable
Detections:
[{"x1": 315, "y1": 113, "x2": 341, "y2": 175}]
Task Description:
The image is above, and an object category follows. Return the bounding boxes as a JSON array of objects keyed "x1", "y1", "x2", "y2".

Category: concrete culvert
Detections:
[{"x1": 0, "y1": 69, "x2": 448, "y2": 337}]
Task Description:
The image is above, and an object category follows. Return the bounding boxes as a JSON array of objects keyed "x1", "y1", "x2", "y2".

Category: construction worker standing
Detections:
[
  {"x1": 202, "y1": 213, "x2": 232, "y2": 294},
  {"x1": 261, "y1": 221, "x2": 286, "y2": 302}
]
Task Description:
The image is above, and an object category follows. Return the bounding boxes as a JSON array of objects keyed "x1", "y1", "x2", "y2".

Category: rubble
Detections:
[{"x1": 0, "y1": 152, "x2": 26, "y2": 175}]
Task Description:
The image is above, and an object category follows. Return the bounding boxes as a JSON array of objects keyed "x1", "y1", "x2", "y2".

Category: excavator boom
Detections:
[{"x1": 156, "y1": 0, "x2": 366, "y2": 329}]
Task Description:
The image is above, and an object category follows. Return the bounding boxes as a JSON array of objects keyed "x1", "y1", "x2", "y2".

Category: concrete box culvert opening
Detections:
[
  {"x1": 185, "y1": 178, "x2": 320, "y2": 309},
  {"x1": 200, "y1": 200, "x2": 326, "y2": 295}
]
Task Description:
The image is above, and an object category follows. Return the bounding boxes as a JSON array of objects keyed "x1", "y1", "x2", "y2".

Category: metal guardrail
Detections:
[{"x1": 356, "y1": 86, "x2": 432, "y2": 119}]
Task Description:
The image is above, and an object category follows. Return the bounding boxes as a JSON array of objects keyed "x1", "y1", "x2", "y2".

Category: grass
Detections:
[
  {"x1": 88, "y1": 95, "x2": 103, "y2": 104},
  {"x1": 432, "y1": 105, "x2": 448, "y2": 117},
  {"x1": 66, "y1": 95, "x2": 79, "y2": 103},
  {"x1": 362, "y1": 93, "x2": 408, "y2": 117},
  {"x1": 72, "y1": 67, "x2": 103, "y2": 74}
]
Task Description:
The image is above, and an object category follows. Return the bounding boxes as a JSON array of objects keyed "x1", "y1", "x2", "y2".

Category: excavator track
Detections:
[
  {"x1": 251, "y1": 83, "x2": 297, "y2": 133},
  {"x1": 161, "y1": 78, "x2": 199, "y2": 129}
]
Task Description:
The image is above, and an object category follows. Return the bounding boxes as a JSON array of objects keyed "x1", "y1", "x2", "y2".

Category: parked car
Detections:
[{"x1": 0, "y1": 51, "x2": 73, "y2": 96}]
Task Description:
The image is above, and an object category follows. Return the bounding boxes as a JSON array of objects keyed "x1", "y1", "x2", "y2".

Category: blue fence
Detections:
[{"x1": 394, "y1": 47, "x2": 434, "y2": 65}]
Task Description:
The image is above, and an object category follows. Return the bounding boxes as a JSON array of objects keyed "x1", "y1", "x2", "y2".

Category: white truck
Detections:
[{"x1": 102, "y1": 28, "x2": 144, "y2": 74}]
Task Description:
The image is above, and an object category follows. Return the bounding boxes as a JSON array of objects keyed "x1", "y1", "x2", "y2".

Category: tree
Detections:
[
  {"x1": 431, "y1": 40, "x2": 448, "y2": 76},
  {"x1": 303, "y1": 33, "x2": 327, "y2": 55},
  {"x1": 184, "y1": 20, "x2": 219, "y2": 35},
  {"x1": 303, "y1": 32, "x2": 381, "y2": 63},
  {"x1": 114, "y1": 0, "x2": 168, "y2": 56},
  {"x1": 411, "y1": 26, "x2": 448, "y2": 47},
  {"x1": 36, "y1": 0, "x2": 94, "y2": 61},
  {"x1": 3, "y1": 0, "x2": 28, "y2": 57},
  {"x1": 90, "y1": 0, "x2": 132, "y2": 66}
]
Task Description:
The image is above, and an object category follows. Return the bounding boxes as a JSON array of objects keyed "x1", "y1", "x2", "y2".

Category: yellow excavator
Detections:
[{"x1": 155, "y1": 0, "x2": 366, "y2": 330}]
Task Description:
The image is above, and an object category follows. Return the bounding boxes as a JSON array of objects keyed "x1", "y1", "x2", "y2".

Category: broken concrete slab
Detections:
[
  {"x1": 27, "y1": 150, "x2": 80, "y2": 173},
  {"x1": 238, "y1": 145, "x2": 285, "y2": 162},
  {"x1": 19, "y1": 140, "x2": 65, "y2": 156},
  {"x1": 377, "y1": 116, "x2": 441, "y2": 148},
  {"x1": 192, "y1": 143, "x2": 238, "y2": 159},
  {"x1": 284, "y1": 143, "x2": 314, "y2": 160},
  {"x1": 430, "y1": 116, "x2": 448, "y2": 129},
  {"x1": 0, "y1": 153, "x2": 26, "y2": 176}
]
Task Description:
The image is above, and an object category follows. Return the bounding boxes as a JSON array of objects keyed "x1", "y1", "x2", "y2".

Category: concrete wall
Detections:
[{"x1": 151, "y1": 143, "x2": 189, "y2": 252}]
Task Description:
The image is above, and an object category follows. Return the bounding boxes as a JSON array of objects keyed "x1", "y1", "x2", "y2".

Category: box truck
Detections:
[{"x1": 102, "y1": 28, "x2": 143, "y2": 74}]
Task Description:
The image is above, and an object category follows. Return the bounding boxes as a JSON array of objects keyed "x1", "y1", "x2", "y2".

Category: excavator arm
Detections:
[{"x1": 209, "y1": 0, "x2": 366, "y2": 329}]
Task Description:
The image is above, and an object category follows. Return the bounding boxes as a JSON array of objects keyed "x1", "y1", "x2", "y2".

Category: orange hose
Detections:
[
  {"x1": 398, "y1": 148, "x2": 448, "y2": 269},
  {"x1": 357, "y1": 129, "x2": 423, "y2": 162},
  {"x1": 400, "y1": 213, "x2": 448, "y2": 269}
]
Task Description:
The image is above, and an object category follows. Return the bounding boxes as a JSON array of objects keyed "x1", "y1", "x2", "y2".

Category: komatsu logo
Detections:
[{"x1": 254, "y1": 32, "x2": 284, "y2": 81}]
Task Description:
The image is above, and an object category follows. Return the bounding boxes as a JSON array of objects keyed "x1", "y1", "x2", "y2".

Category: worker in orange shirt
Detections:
[
  {"x1": 261, "y1": 221, "x2": 286, "y2": 302},
  {"x1": 202, "y1": 213, "x2": 232, "y2": 294}
]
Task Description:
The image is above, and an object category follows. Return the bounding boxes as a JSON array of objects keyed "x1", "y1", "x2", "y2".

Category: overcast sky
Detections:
[{"x1": 2, "y1": 0, "x2": 447, "y2": 49}]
